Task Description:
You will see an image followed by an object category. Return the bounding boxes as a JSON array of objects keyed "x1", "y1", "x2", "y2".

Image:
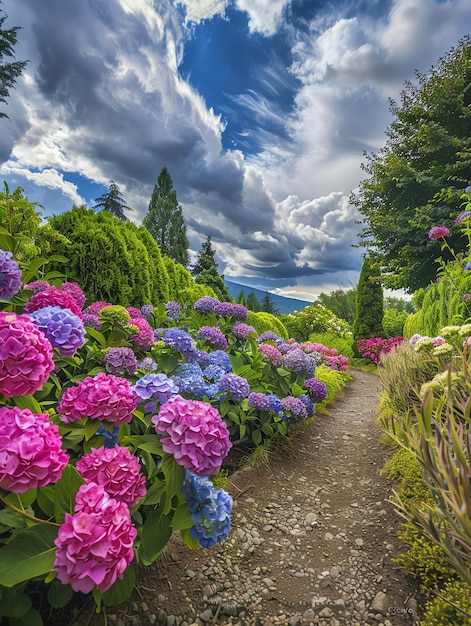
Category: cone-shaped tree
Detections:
[
  {"x1": 143, "y1": 166, "x2": 189, "y2": 266},
  {"x1": 192, "y1": 235, "x2": 230, "y2": 301},
  {"x1": 353, "y1": 257, "x2": 384, "y2": 342},
  {"x1": 0, "y1": 7, "x2": 27, "y2": 119},
  {"x1": 93, "y1": 180, "x2": 132, "y2": 222}
]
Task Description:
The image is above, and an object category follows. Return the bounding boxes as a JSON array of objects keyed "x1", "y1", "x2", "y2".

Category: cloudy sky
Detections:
[{"x1": 1, "y1": 0, "x2": 470, "y2": 301}]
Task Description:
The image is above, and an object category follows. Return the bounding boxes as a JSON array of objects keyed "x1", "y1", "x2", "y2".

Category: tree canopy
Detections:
[
  {"x1": 192, "y1": 235, "x2": 231, "y2": 301},
  {"x1": 352, "y1": 257, "x2": 384, "y2": 341},
  {"x1": 352, "y1": 36, "x2": 471, "y2": 292},
  {"x1": 0, "y1": 7, "x2": 27, "y2": 119},
  {"x1": 143, "y1": 166, "x2": 189, "y2": 266},
  {"x1": 92, "y1": 180, "x2": 132, "y2": 222}
]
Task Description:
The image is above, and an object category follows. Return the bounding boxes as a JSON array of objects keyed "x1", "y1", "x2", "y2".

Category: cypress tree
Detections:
[{"x1": 353, "y1": 257, "x2": 384, "y2": 341}]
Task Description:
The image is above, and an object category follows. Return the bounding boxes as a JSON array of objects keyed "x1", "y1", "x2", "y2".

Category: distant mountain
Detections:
[{"x1": 225, "y1": 280, "x2": 312, "y2": 315}]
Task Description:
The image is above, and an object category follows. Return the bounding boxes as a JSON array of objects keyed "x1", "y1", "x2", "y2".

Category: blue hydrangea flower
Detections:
[
  {"x1": 103, "y1": 346, "x2": 138, "y2": 375},
  {"x1": 203, "y1": 364, "x2": 226, "y2": 382},
  {"x1": 165, "y1": 300, "x2": 182, "y2": 320},
  {"x1": 207, "y1": 350, "x2": 232, "y2": 372},
  {"x1": 133, "y1": 373, "x2": 179, "y2": 403},
  {"x1": 0, "y1": 250, "x2": 22, "y2": 299},
  {"x1": 172, "y1": 363, "x2": 209, "y2": 398},
  {"x1": 162, "y1": 327, "x2": 193, "y2": 353},
  {"x1": 139, "y1": 357, "x2": 158, "y2": 372},
  {"x1": 299, "y1": 394, "x2": 315, "y2": 418},
  {"x1": 267, "y1": 394, "x2": 283, "y2": 414},
  {"x1": 28, "y1": 305, "x2": 85, "y2": 356},
  {"x1": 217, "y1": 372, "x2": 250, "y2": 401},
  {"x1": 465, "y1": 261, "x2": 471, "y2": 271},
  {"x1": 141, "y1": 304, "x2": 154, "y2": 318},
  {"x1": 97, "y1": 423, "x2": 119, "y2": 448},
  {"x1": 181, "y1": 473, "x2": 233, "y2": 547}
]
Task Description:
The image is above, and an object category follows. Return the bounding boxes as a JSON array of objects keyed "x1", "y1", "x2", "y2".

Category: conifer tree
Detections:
[
  {"x1": 192, "y1": 235, "x2": 230, "y2": 301},
  {"x1": 93, "y1": 180, "x2": 132, "y2": 222},
  {"x1": 0, "y1": 6, "x2": 27, "y2": 119},
  {"x1": 353, "y1": 257, "x2": 384, "y2": 342},
  {"x1": 143, "y1": 166, "x2": 189, "y2": 266}
]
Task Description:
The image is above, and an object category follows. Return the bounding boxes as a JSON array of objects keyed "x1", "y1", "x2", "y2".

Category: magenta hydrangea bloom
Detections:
[
  {"x1": 76, "y1": 445, "x2": 147, "y2": 507},
  {"x1": 58, "y1": 372, "x2": 137, "y2": 426},
  {"x1": 152, "y1": 395, "x2": 232, "y2": 476},
  {"x1": 126, "y1": 306, "x2": 145, "y2": 319},
  {"x1": 24, "y1": 286, "x2": 84, "y2": 319},
  {"x1": 232, "y1": 322, "x2": 257, "y2": 340},
  {"x1": 0, "y1": 406, "x2": 68, "y2": 493},
  {"x1": 0, "y1": 249, "x2": 22, "y2": 299},
  {"x1": 0, "y1": 312, "x2": 55, "y2": 397},
  {"x1": 83, "y1": 301, "x2": 112, "y2": 314},
  {"x1": 129, "y1": 316, "x2": 155, "y2": 350},
  {"x1": 28, "y1": 306, "x2": 85, "y2": 356},
  {"x1": 53, "y1": 482, "x2": 137, "y2": 593},
  {"x1": 428, "y1": 226, "x2": 450, "y2": 241},
  {"x1": 60, "y1": 281, "x2": 86, "y2": 308}
]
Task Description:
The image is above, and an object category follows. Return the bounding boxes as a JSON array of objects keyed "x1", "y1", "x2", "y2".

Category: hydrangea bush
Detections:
[{"x1": 0, "y1": 242, "x2": 349, "y2": 624}]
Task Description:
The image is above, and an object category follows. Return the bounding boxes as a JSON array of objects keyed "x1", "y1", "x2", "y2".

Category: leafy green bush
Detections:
[
  {"x1": 420, "y1": 580, "x2": 471, "y2": 626},
  {"x1": 314, "y1": 364, "x2": 350, "y2": 411}
]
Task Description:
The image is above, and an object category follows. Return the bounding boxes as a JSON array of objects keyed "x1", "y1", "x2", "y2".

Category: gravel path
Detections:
[{"x1": 82, "y1": 369, "x2": 419, "y2": 626}]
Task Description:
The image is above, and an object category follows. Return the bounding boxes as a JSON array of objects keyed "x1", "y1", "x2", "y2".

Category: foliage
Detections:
[
  {"x1": 308, "y1": 332, "x2": 354, "y2": 359},
  {"x1": 382, "y1": 308, "x2": 408, "y2": 338},
  {"x1": 92, "y1": 180, "x2": 133, "y2": 222},
  {"x1": 191, "y1": 236, "x2": 231, "y2": 301},
  {"x1": 352, "y1": 256, "x2": 384, "y2": 343},
  {"x1": 420, "y1": 580, "x2": 471, "y2": 626},
  {"x1": 353, "y1": 36, "x2": 471, "y2": 292},
  {"x1": 316, "y1": 287, "x2": 356, "y2": 325},
  {"x1": 0, "y1": 7, "x2": 27, "y2": 119},
  {"x1": 143, "y1": 166, "x2": 189, "y2": 266},
  {"x1": 313, "y1": 364, "x2": 350, "y2": 411},
  {"x1": 0, "y1": 183, "x2": 44, "y2": 261},
  {"x1": 246, "y1": 310, "x2": 288, "y2": 340},
  {"x1": 280, "y1": 302, "x2": 351, "y2": 343}
]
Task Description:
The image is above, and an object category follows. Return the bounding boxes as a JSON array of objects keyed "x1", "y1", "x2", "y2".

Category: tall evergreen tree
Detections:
[
  {"x1": 246, "y1": 292, "x2": 261, "y2": 312},
  {"x1": 0, "y1": 6, "x2": 27, "y2": 119},
  {"x1": 260, "y1": 293, "x2": 279, "y2": 315},
  {"x1": 93, "y1": 180, "x2": 132, "y2": 222},
  {"x1": 353, "y1": 257, "x2": 384, "y2": 342},
  {"x1": 143, "y1": 166, "x2": 189, "y2": 266},
  {"x1": 192, "y1": 235, "x2": 230, "y2": 301}
]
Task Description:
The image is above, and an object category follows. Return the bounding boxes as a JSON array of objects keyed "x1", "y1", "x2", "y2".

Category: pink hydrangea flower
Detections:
[
  {"x1": 53, "y1": 482, "x2": 137, "y2": 593},
  {"x1": 83, "y1": 301, "x2": 112, "y2": 314},
  {"x1": 428, "y1": 226, "x2": 450, "y2": 241},
  {"x1": 58, "y1": 372, "x2": 137, "y2": 426},
  {"x1": 0, "y1": 406, "x2": 68, "y2": 493},
  {"x1": 0, "y1": 312, "x2": 55, "y2": 397},
  {"x1": 76, "y1": 445, "x2": 147, "y2": 507},
  {"x1": 152, "y1": 395, "x2": 232, "y2": 476},
  {"x1": 60, "y1": 281, "x2": 86, "y2": 309},
  {"x1": 129, "y1": 316, "x2": 155, "y2": 350},
  {"x1": 24, "y1": 286, "x2": 84, "y2": 319},
  {"x1": 257, "y1": 343, "x2": 283, "y2": 367}
]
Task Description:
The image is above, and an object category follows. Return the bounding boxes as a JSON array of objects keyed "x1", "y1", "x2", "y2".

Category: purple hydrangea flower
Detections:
[
  {"x1": 141, "y1": 304, "x2": 154, "y2": 318},
  {"x1": 28, "y1": 306, "x2": 85, "y2": 356},
  {"x1": 24, "y1": 280, "x2": 49, "y2": 293},
  {"x1": 257, "y1": 331, "x2": 279, "y2": 342},
  {"x1": 83, "y1": 312, "x2": 101, "y2": 330},
  {"x1": 232, "y1": 322, "x2": 257, "y2": 340},
  {"x1": 258, "y1": 343, "x2": 283, "y2": 366},
  {"x1": 215, "y1": 302, "x2": 237, "y2": 317},
  {"x1": 133, "y1": 373, "x2": 179, "y2": 403},
  {"x1": 194, "y1": 296, "x2": 220, "y2": 313},
  {"x1": 248, "y1": 392, "x2": 271, "y2": 411},
  {"x1": 217, "y1": 372, "x2": 250, "y2": 401},
  {"x1": 165, "y1": 300, "x2": 182, "y2": 320},
  {"x1": 455, "y1": 211, "x2": 471, "y2": 224},
  {"x1": 139, "y1": 357, "x2": 157, "y2": 372},
  {"x1": 283, "y1": 348, "x2": 316, "y2": 377},
  {"x1": 281, "y1": 396, "x2": 308, "y2": 420},
  {"x1": 303, "y1": 377, "x2": 327, "y2": 402},
  {"x1": 299, "y1": 394, "x2": 315, "y2": 418},
  {"x1": 197, "y1": 326, "x2": 228, "y2": 349},
  {"x1": 103, "y1": 347, "x2": 138, "y2": 376},
  {"x1": 0, "y1": 250, "x2": 22, "y2": 299},
  {"x1": 464, "y1": 261, "x2": 471, "y2": 271},
  {"x1": 232, "y1": 304, "x2": 248, "y2": 320},
  {"x1": 60, "y1": 282, "x2": 86, "y2": 309}
]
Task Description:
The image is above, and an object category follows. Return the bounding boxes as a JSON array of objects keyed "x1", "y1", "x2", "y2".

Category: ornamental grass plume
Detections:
[
  {"x1": 181, "y1": 473, "x2": 233, "y2": 547},
  {"x1": 0, "y1": 406, "x2": 68, "y2": 493},
  {"x1": 53, "y1": 482, "x2": 137, "y2": 593},
  {"x1": 0, "y1": 312, "x2": 55, "y2": 397},
  {"x1": 23, "y1": 286, "x2": 84, "y2": 319},
  {"x1": 0, "y1": 249, "x2": 22, "y2": 299},
  {"x1": 76, "y1": 445, "x2": 147, "y2": 507},
  {"x1": 152, "y1": 395, "x2": 232, "y2": 476},
  {"x1": 28, "y1": 305, "x2": 85, "y2": 356},
  {"x1": 58, "y1": 372, "x2": 137, "y2": 426}
]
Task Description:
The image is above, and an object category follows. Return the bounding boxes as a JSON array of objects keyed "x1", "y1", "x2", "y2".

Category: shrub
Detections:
[
  {"x1": 308, "y1": 332, "x2": 355, "y2": 359},
  {"x1": 356, "y1": 335, "x2": 406, "y2": 365},
  {"x1": 420, "y1": 580, "x2": 471, "y2": 626}
]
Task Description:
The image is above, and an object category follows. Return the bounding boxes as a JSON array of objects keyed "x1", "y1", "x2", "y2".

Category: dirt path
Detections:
[{"x1": 79, "y1": 370, "x2": 419, "y2": 626}]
